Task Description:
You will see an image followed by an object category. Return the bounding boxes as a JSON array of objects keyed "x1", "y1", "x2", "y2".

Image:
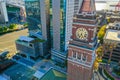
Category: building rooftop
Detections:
[
  {"x1": 40, "y1": 68, "x2": 66, "y2": 80},
  {"x1": 16, "y1": 36, "x2": 45, "y2": 44},
  {"x1": 33, "y1": 70, "x2": 45, "y2": 79},
  {"x1": 3, "y1": 63, "x2": 35, "y2": 80},
  {"x1": 104, "y1": 30, "x2": 120, "y2": 41},
  {"x1": 106, "y1": 22, "x2": 120, "y2": 29},
  {"x1": 0, "y1": 75, "x2": 7, "y2": 80},
  {"x1": 19, "y1": 36, "x2": 34, "y2": 42},
  {"x1": 110, "y1": 16, "x2": 120, "y2": 18},
  {"x1": 30, "y1": 38, "x2": 45, "y2": 43}
]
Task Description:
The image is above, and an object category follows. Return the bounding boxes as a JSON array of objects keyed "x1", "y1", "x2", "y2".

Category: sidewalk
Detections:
[{"x1": 105, "y1": 66, "x2": 120, "y2": 80}]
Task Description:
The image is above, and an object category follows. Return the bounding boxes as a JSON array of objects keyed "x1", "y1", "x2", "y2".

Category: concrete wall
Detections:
[{"x1": 52, "y1": 0, "x2": 60, "y2": 51}]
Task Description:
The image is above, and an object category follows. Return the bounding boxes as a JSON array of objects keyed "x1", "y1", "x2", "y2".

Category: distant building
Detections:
[
  {"x1": 106, "y1": 22, "x2": 120, "y2": 29},
  {"x1": 0, "y1": 1, "x2": 8, "y2": 23},
  {"x1": 96, "y1": 11, "x2": 107, "y2": 26},
  {"x1": 103, "y1": 22, "x2": 120, "y2": 63},
  {"x1": 15, "y1": 36, "x2": 47, "y2": 60},
  {"x1": 95, "y1": 0, "x2": 120, "y2": 11},
  {"x1": 109, "y1": 16, "x2": 120, "y2": 23},
  {"x1": 24, "y1": 0, "x2": 50, "y2": 41},
  {"x1": 0, "y1": 0, "x2": 26, "y2": 23},
  {"x1": 106, "y1": 11, "x2": 120, "y2": 23}
]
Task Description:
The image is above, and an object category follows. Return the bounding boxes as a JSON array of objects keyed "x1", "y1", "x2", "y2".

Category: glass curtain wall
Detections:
[
  {"x1": 60, "y1": 0, "x2": 66, "y2": 52},
  {"x1": 25, "y1": 0, "x2": 42, "y2": 34},
  {"x1": 50, "y1": 0, "x2": 53, "y2": 48}
]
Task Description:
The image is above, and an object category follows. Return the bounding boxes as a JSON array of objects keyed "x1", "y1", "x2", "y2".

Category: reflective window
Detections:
[
  {"x1": 60, "y1": 0, "x2": 66, "y2": 51},
  {"x1": 25, "y1": 0, "x2": 41, "y2": 34}
]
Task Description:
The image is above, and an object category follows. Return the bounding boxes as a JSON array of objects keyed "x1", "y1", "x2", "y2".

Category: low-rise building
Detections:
[
  {"x1": 109, "y1": 16, "x2": 120, "y2": 23},
  {"x1": 32, "y1": 68, "x2": 66, "y2": 80},
  {"x1": 106, "y1": 11, "x2": 120, "y2": 23},
  {"x1": 106, "y1": 22, "x2": 120, "y2": 30},
  {"x1": 15, "y1": 36, "x2": 47, "y2": 60},
  {"x1": 103, "y1": 22, "x2": 120, "y2": 63}
]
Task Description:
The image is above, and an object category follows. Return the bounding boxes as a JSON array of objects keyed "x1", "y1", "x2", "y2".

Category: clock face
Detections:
[{"x1": 76, "y1": 28, "x2": 88, "y2": 40}]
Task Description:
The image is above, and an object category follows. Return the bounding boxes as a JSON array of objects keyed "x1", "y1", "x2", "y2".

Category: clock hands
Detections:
[{"x1": 76, "y1": 28, "x2": 88, "y2": 40}]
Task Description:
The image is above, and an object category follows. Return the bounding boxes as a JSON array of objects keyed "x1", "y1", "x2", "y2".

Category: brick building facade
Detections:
[{"x1": 67, "y1": 0, "x2": 98, "y2": 80}]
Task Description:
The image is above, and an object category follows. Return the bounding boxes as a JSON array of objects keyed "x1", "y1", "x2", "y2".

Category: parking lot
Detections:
[{"x1": 0, "y1": 29, "x2": 28, "y2": 58}]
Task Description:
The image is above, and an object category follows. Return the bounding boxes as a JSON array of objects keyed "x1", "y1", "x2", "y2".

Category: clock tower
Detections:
[{"x1": 67, "y1": 0, "x2": 98, "y2": 80}]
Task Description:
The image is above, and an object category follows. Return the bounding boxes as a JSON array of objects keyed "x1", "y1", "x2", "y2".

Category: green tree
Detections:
[
  {"x1": 93, "y1": 59, "x2": 99, "y2": 71},
  {"x1": 3, "y1": 26, "x2": 8, "y2": 32},
  {"x1": 106, "y1": 17, "x2": 110, "y2": 23},
  {"x1": 96, "y1": 46, "x2": 103, "y2": 57},
  {"x1": 97, "y1": 25, "x2": 107, "y2": 43},
  {"x1": 9, "y1": 24, "x2": 17, "y2": 29},
  {"x1": 23, "y1": 23, "x2": 28, "y2": 27},
  {"x1": 0, "y1": 26, "x2": 3, "y2": 33}
]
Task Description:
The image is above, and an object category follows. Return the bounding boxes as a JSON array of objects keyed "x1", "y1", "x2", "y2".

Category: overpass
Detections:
[
  {"x1": 4, "y1": 0, "x2": 24, "y2": 7},
  {"x1": 0, "y1": 0, "x2": 26, "y2": 23}
]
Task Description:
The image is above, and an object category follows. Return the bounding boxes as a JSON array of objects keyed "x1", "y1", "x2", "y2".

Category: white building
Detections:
[
  {"x1": 95, "y1": 0, "x2": 120, "y2": 11},
  {"x1": 0, "y1": 1, "x2": 8, "y2": 23}
]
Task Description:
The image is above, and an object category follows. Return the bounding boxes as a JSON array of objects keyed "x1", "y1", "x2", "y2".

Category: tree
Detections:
[
  {"x1": 96, "y1": 46, "x2": 103, "y2": 57},
  {"x1": 3, "y1": 26, "x2": 8, "y2": 32},
  {"x1": 98, "y1": 31, "x2": 105, "y2": 39},
  {"x1": 23, "y1": 23, "x2": 28, "y2": 27},
  {"x1": 9, "y1": 24, "x2": 17, "y2": 30},
  {"x1": 106, "y1": 17, "x2": 110, "y2": 23},
  {"x1": 0, "y1": 26, "x2": 3, "y2": 33},
  {"x1": 94, "y1": 59, "x2": 99, "y2": 71},
  {"x1": 97, "y1": 25, "x2": 107, "y2": 43},
  {"x1": 94, "y1": 46, "x2": 104, "y2": 71}
]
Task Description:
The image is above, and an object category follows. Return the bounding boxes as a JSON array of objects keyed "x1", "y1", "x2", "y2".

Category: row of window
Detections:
[
  {"x1": 72, "y1": 51, "x2": 87, "y2": 62},
  {"x1": 60, "y1": 0, "x2": 66, "y2": 52}
]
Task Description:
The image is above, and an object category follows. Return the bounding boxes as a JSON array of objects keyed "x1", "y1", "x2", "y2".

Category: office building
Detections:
[
  {"x1": 24, "y1": 0, "x2": 50, "y2": 41},
  {"x1": 16, "y1": 36, "x2": 47, "y2": 60},
  {"x1": 103, "y1": 22, "x2": 120, "y2": 63},
  {"x1": 67, "y1": 0, "x2": 98, "y2": 80},
  {"x1": 51, "y1": 0, "x2": 75, "y2": 66},
  {"x1": 24, "y1": 0, "x2": 50, "y2": 58}
]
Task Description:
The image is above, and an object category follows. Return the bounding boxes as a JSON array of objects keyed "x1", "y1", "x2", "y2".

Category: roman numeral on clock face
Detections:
[{"x1": 76, "y1": 28, "x2": 88, "y2": 40}]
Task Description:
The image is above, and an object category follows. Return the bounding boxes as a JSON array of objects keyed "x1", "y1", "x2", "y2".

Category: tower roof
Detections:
[{"x1": 79, "y1": 0, "x2": 96, "y2": 13}]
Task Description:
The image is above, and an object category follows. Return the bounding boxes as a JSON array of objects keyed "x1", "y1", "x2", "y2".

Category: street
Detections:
[{"x1": 0, "y1": 29, "x2": 28, "y2": 58}]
